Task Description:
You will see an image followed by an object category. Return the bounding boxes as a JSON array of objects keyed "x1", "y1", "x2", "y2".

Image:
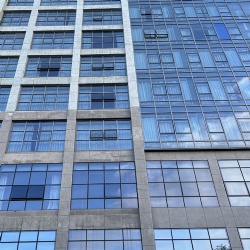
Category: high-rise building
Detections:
[{"x1": 0, "y1": 0, "x2": 250, "y2": 248}]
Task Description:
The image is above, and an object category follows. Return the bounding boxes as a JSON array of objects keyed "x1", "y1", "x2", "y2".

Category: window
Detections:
[
  {"x1": 0, "y1": 87, "x2": 10, "y2": 111},
  {"x1": 144, "y1": 29, "x2": 168, "y2": 38},
  {"x1": 147, "y1": 160, "x2": 218, "y2": 207},
  {"x1": 239, "y1": 228, "x2": 250, "y2": 250},
  {"x1": 32, "y1": 32, "x2": 74, "y2": 49},
  {"x1": 0, "y1": 163, "x2": 62, "y2": 210},
  {"x1": 68, "y1": 229, "x2": 142, "y2": 250},
  {"x1": 79, "y1": 85, "x2": 129, "y2": 110},
  {"x1": 155, "y1": 228, "x2": 231, "y2": 250},
  {"x1": 84, "y1": 0, "x2": 120, "y2": 5},
  {"x1": 0, "y1": 231, "x2": 56, "y2": 249},
  {"x1": 214, "y1": 24, "x2": 230, "y2": 40},
  {"x1": 82, "y1": 31, "x2": 124, "y2": 49},
  {"x1": 0, "y1": 57, "x2": 18, "y2": 78},
  {"x1": 8, "y1": 121, "x2": 66, "y2": 152},
  {"x1": 218, "y1": 160, "x2": 250, "y2": 206},
  {"x1": 25, "y1": 56, "x2": 72, "y2": 77},
  {"x1": 0, "y1": 12, "x2": 30, "y2": 26},
  {"x1": 17, "y1": 86, "x2": 69, "y2": 111},
  {"x1": 83, "y1": 10, "x2": 122, "y2": 25},
  {"x1": 7, "y1": 0, "x2": 33, "y2": 5},
  {"x1": 71, "y1": 162, "x2": 137, "y2": 209},
  {"x1": 80, "y1": 56, "x2": 126, "y2": 77},
  {"x1": 0, "y1": 32, "x2": 25, "y2": 50},
  {"x1": 36, "y1": 11, "x2": 75, "y2": 26},
  {"x1": 41, "y1": 0, "x2": 76, "y2": 5},
  {"x1": 76, "y1": 120, "x2": 132, "y2": 150}
]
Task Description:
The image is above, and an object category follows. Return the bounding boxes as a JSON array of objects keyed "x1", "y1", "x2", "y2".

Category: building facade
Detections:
[{"x1": 0, "y1": 0, "x2": 250, "y2": 248}]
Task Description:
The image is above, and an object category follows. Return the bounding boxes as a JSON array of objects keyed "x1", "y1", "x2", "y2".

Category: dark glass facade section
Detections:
[
  {"x1": 0, "y1": 12, "x2": 30, "y2": 26},
  {"x1": 154, "y1": 228, "x2": 231, "y2": 250},
  {"x1": 80, "y1": 56, "x2": 126, "y2": 77},
  {"x1": 82, "y1": 31, "x2": 124, "y2": 49},
  {"x1": 0, "y1": 32, "x2": 25, "y2": 50},
  {"x1": 147, "y1": 160, "x2": 218, "y2": 208},
  {"x1": 68, "y1": 229, "x2": 142, "y2": 250},
  {"x1": 0, "y1": 57, "x2": 18, "y2": 78},
  {"x1": 129, "y1": 0, "x2": 250, "y2": 149},
  {"x1": 78, "y1": 85, "x2": 129, "y2": 110},
  {"x1": 0, "y1": 231, "x2": 56, "y2": 249},
  {"x1": 25, "y1": 56, "x2": 72, "y2": 77},
  {"x1": 0, "y1": 87, "x2": 11, "y2": 111},
  {"x1": 0, "y1": 163, "x2": 62, "y2": 211},
  {"x1": 83, "y1": 10, "x2": 122, "y2": 25},
  {"x1": 36, "y1": 11, "x2": 75, "y2": 26},
  {"x1": 76, "y1": 120, "x2": 133, "y2": 150},
  {"x1": 8, "y1": 121, "x2": 66, "y2": 152},
  {"x1": 17, "y1": 86, "x2": 69, "y2": 111},
  {"x1": 32, "y1": 32, "x2": 74, "y2": 49},
  {"x1": 71, "y1": 162, "x2": 138, "y2": 209}
]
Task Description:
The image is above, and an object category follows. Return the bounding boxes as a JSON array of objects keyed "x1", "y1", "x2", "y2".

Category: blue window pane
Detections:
[{"x1": 214, "y1": 24, "x2": 230, "y2": 39}]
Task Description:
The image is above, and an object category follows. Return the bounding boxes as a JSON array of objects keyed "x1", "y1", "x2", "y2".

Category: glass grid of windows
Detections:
[
  {"x1": 7, "y1": 0, "x2": 33, "y2": 6},
  {"x1": 78, "y1": 85, "x2": 129, "y2": 110},
  {"x1": 8, "y1": 121, "x2": 66, "y2": 152},
  {"x1": 71, "y1": 162, "x2": 138, "y2": 209},
  {"x1": 0, "y1": 231, "x2": 56, "y2": 249},
  {"x1": 41, "y1": 0, "x2": 76, "y2": 5},
  {"x1": 17, "y1": 86, "x2": 69, "y2": 111},
  {"x1": 0, "y1": 12, "x2": 30, "y2": 26},
  {"x1": 0, "y1": 33, "x2": 25, "y2": 50},
  {"x1": 82, "y1": 31, "x2": 124, "y2": 49},
  {"x1": 218, "y1": 160, "x2": 250, "y2": 206},
  {"x1": 0, "y1": 163, "x2": 62, "y2": 211},
  {"x1": 154, "y1": 228, "x2": 231, "y2": 250},
  {"x1": 76, "y1": 120, "x2": 133, "y2": 150},
  {"x1": 68, "y1": 229, "x2": 142, "y2": 250},
  {"x1": 0, "y1": 57, "x2": 18, "y2": 78},
  {"x1": 0, "y1": 87, "x2": 11, "y2": 111},
  {"x1": 147, "y1": 160, "x2": 218, "y2": 207},
  {"x1": 83, "y1": 10, "x2": 122, "y2": 25},
  {"x1": 239, "y1": 228, "x2": 250, "y2": 250},
  {"x1": 36, "y1": 11, "x2": 75, "y2": 26},
  {"x1": 84, "y1": 0, "x2": 120, "y2": 5},
  {"x1": 80, "y1": 56, "x2": 126, "y2": 77},
  {"x1": 32, "y1": 32, "x2": 74, "y2": 50},
  {"x1": 128, "y1": 0, "x2": 250, "y2": 150},
  {"x1": 25, "y1": 57, "x2": 72, "y2": 77}
]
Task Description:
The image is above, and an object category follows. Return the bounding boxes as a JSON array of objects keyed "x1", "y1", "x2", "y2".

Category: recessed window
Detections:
[
  {"x1": 71, "y1": 162, "x2": 138, "y2": 209},
  {"x1": 32, "y1": 32, "x2": 74, "y2": 49},
  {"x1": 219, "y1": 160, "x2": 250, "y2": 206},
  {"x1": 36, "y1": 11, "x2": 75, "y2": 26},
  {"x1": 154, "y1": 228, "x2": 231, "y2": 250},
  {"x1": 0, "y1": 32, "x2": 25, "y2": 50},
  {"x1": 41, "y1": 0, "x2": 76, "y2": 5},
  {"x1": 0, "y1": 12, "x2": 30, "y2": 26},
  {"x1": 0, "y1": 231, "x2": 56, "y2": 249},
  {"x1": 0, "y1": 87, "x2": 11, "y2": 111},
  {"x1": 0, "y1": 163, "x2": 62, "y2": 210},
  {"x1": 80, "y1": 56, "x2": 126, "y2": 77},
  {"x1": 0, "y1": 57, "x2": 18, "y2": 78},
  {"x1": 7, "y1": 0, "x2": 33, "y2": 6},
  {"x1": 239, "y1": 228, "x2": 250, "y2": 250},
  {"x1": 79, "y1": 85, "x2": 129, "y2": 110},
  {"x1": 84, "y1": 0, "x2": 120, "y2": 5},
  {"x1": 17, "y1": 86, "x2": 69, "y2": 111},
  {"x1": 8, "y1": 121, "x2": 66, "y2": 152},
  {"x1": 68, "y1": 229, "x2": 142, "y2": 250},
  {"x1": 83, "y1": 10, "x2": 122, "y2": 25},
  {"x1": 25, "y1": 56, "x2": 72, "y2": 77},
  {"x1": 82, "y1": 30, "x2": 124, "y2": 49},
  {"x1": 76, "y1": 120, "x2": 132, "y2": 150},
  {"x1": 147, "y1": 160, "x2": 218, "y2": 207}
]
